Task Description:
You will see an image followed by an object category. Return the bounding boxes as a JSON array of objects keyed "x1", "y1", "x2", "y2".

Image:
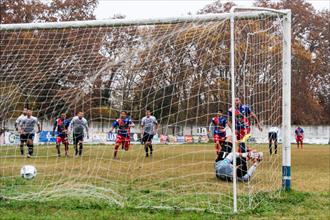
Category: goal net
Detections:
[{"x1": 0, "y1": 8, "x2": 290, "y2": 213}]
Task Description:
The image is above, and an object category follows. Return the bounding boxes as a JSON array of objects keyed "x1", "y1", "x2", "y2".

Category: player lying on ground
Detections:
[
  {"x1": 19, "y1": 110, "x2": 41, "y2": 158},
  {"x1": 215, "y1": 136, "x2": 252, "y2": 180},
  {"x1": 53, "y1": 113, "x2": 70, "y2": 157},
  {"x1": 215, "y1": 149, "x2": 263, "y2": 182},
  {"x1": 15, "y1": 108, "x2": 28, "y2": 156},
  {"x1": 208, "y1": 110, "x2": 231, "y2": 155},
  {"x1": 109, "y1": 111, "x2": 135, "y2": 159},
  {"x1": 295, "y1": 126, "x2": 304, "y2": 149},
  {"x1": 69, "y1": 112, "x2": 89, "y2": 157},
  {"x1": 140, "y1": 109, "x2": 158, "y2": 157},
  {"x1": 268, "y1": 126, "x2": 279, "y2": 155}
]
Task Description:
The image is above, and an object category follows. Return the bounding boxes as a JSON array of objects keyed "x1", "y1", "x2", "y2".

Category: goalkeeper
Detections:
[{"x1": 215, "y1": 149, "x2": 263, "y2": 182}]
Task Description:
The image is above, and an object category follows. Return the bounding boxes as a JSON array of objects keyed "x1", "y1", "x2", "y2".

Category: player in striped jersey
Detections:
[
  {"x1": 209, "y1": 110, "x2": 230, "y2": 155},
  {"x1": 19, "y1": 110, "x2": 41, "y2": 158},
  {"x1": 295, "y1": 126, "x2": 304, "y2": 149},
  {"x1": 53, "y1": 113, "x2": 71, "y2": 157},
  {"x1": 141, "y1": 109, "x2": 158, "y2": 157},
  {"x1": 109, "y1": 111, "x2": 135, "y2": 159}
]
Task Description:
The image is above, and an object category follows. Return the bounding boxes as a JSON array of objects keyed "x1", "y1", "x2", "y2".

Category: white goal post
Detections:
[
  {"x1": 229, "y1": 6, "x2": 291, "y2": 213},
  {"x1": 0, "y1": 7, "x2": 291, "y2": 213}
]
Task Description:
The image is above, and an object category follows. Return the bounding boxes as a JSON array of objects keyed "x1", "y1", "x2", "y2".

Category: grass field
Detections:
[{"x1": 0, "y1": 143, "x2": 329, "y2": 219}]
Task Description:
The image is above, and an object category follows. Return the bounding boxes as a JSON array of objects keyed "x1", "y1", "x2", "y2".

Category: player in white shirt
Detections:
[
  {"x1": 15, "y1": 108, "x2": 28, "y2": 156},
  {"x1": 140, "y1": 109, "x2": 158, "y2": 157},
  {"x1": 69, "y1": 112, "x2": 89, "y2": 157},
  {"x1": 268, "y1": 126, "x2": 279, "y2": 155},
  {"x1": 19, "y1": 110, "x2": 41, "y2": 158}
]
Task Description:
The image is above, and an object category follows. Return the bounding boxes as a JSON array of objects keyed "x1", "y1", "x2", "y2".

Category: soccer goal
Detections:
[{"x1": 0, "y1": 7, "x2": 291, "y2": 213}]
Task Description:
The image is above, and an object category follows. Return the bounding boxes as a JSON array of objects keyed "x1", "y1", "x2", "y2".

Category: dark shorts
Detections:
[
  {"x1": 142, "y1": 133, "x2": 154, "y2": 143},
  {"x1": 20, "y1": 133, "x2": 35, "y2": 142},
  {"x1": 73, "y1": 133, "x2": 84, "y2": 145},
  {"x1": 268, "y1": 132, "x2": 277, "y2": 141}
]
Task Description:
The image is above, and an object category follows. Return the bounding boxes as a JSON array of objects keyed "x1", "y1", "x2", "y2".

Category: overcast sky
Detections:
[{"x1": 95, "y1": 0, "x2": 329, "y2": 20}]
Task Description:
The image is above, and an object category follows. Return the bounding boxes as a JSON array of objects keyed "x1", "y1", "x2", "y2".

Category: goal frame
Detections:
[
  {"x1": 0, "y1": 7, "x2": 291, "y2": 213},
  {"x1": 229, "y1": 6, "x2": 291, "y2": 213}
]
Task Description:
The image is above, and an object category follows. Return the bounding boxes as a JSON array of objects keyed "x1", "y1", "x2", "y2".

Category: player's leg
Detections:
[
  {"x1": 73, "y1": 133, "x2": 79, "y2": 156},
  {"x1": 20, "y1": 141, "x2": 25, "y2": 156},
  {"x1": 268, "y1": 132, "x2": 273, "y2": 155},
  {"x1": 214, "y1": 134, "x2": 221, "y2": 155},
  {"x1": 296, "y1": 136, "x2": 300, "y2": 149},
  {"x1": 64, "y1": 138, "x2": 69, "y2": 157},
  {"x1": 78, "y1": 135, "x2": 84, "y2": 156},
  {"x1": 56, "y1": 137, "x2": 61, "y2": 157},
  {"x1": 147, "y1": 134, "x2": 154, "y2": 156},
  {"x1": 124, "y1": 137, "x2": 130, "y2": 151},
  {"x1": 19, "y1": 134, "x2": 26, "y2": 156},
  {"x1": 114, "y1": 135, "x2": 122, "y2": 158},
  {"x1": 238, "y1": 129, "x2": 248, "y2": 176},
  {"x1": 114, "y1": 143, "x2": 120, "y2": 158},
  {"x1": 274, "y1": 134, "x2": 278, "y2": 154},
  {"x1": 143, "y1": 133, "x2": 149, "y2": 157},
  {"x1": 26, "y1": 134, "x2": 34, "y2": 158}
]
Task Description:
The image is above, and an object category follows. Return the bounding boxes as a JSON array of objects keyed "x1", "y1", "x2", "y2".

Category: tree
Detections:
[
  {"x1": 0, "y1": 0, "x2": 97, "y2": 24},
  {"x1": 197, "y1": 0, "x2": 235, "y2": 14},
  {"x1": 0, "y1": 0, "x2": 100, "y2": 122},
  {"x1": 196, "y1": 0, "x2": 329, "y2": 125},
  {"x1": 254, "y1": 0, "x2": 329, "y2": 124}
]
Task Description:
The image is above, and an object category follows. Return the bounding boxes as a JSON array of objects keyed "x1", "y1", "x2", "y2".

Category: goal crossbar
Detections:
[{"x1": 0, "y1": 10, "x2": 289, "y2": 31}]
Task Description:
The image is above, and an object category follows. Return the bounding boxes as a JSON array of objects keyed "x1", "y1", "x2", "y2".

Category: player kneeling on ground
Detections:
[
  {"x1": 141, "y1": 109, "x2": 158, "y2": 157},
  {"x1": 19, "y1": 110, "x2": 41, "y2": 158},
  {"x1": 215, "y1": 149, "x2": 263, "y2": 182},
  {"x1": 53, "y1": 113, "x2": 70, "y2": 157},
  {"x1": 109, "y1": 111, "x2": 135, "y2": 159}
]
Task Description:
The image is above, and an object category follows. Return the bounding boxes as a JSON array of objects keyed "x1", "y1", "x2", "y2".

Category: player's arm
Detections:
[
  {"x1": 52, "y1": 120, "x2": 57, "y2": 136},
  {"x1": 250, "y1": 112, "x2": 262, "y2": 131},
  {"x1": 83, "y1": 119, "x2": 89, "y2": 138},
  {"x1": 68, "y1": 119, "x2": 74, "y2": 134},
  {"x1": 109, "y1": 120, "x2": 118, "y2": 133},
  {"x1": 154, "y1": 121, "x2": 158, "y2": 135},
  {"x1": 19, "y1": 120, "x2": 24, "y2": 134},
  {"x1": 37, "y1": 119, "x2": 41, "y2": 133},
  {"x1": 14, "y1": 118, "x2": 20, "y2": 131},
  {"x1": 140, "y1": 119, "x2": 144, "y2": 136},
  {"x1": 225, "y1": 118, "x2": 231, "y2": 130},
  {"x1": 208, "y1": 117, "x2": 215, "y2": 134},
  {"x1": 64, "y1": 120, "x2": 70, "y2": 134},
  {"x1": 208, "y1": 121, "x2": 213, "y2": 134},
  {"x1": 129, "y1": 120, "x2": 135, "y2": 128}
]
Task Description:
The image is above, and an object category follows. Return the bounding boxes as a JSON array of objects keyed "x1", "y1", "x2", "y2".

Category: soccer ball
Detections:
[{"x1": 20, "y1": 165, "x2": 37, "y2": 180}]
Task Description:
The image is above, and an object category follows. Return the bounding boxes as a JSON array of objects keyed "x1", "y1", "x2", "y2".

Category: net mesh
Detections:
[{"x1": 0, "y1": 12, "x2": 284, "y2": 213}]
